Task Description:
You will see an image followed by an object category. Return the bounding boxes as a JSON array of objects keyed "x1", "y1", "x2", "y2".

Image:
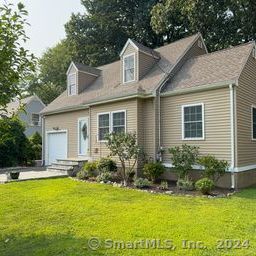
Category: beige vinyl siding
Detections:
[
  {"x1": 142, "y1": 98, "x2": 156, "y2": 159},
  {"x1": 77, "y1": 71, "x2": 97, "y2": 94},
  {"x1": 138, "y1": 51, "x2": 158, "y2": 79},
  {"x1": 90, "y1": 99, "x2": 138, "y2": 160},
  {"x1": 236, "y1": 54, "x2": 256, "y2": 166},
  {"x1": 161, "y1": 87, "x2": 231, "y2": 163},
  {"x1": 120, "y1": 44, "x2": 138, "y2": 83},
  {"x1": 44, "y1": 109, "x2": 89, "y2": 158}
]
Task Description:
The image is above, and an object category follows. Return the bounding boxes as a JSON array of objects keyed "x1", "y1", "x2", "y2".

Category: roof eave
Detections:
[
  {"x1": 41, "y1": 93, "x2": 154, "y2": 116},
  {"x1": 160, "y1": 80, "x2": 237, "y2": 97}
]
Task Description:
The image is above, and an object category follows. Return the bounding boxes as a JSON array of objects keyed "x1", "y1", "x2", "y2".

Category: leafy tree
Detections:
[
  {"x1": 27, "y1": 40, "x2": 75, "y2": 104},
  {"x1": 105, "y1": 132, "x2": 140, "y2": 186},
  {"x1": 0, "y1": 116, "x2": 29, "y2": 167},
  {"x1": 39, "y1": 40, "x2": 75, "y2": 87},
  {"x1": 27, "y1": 80, "x2": 63, "y2": 105},
  {"x1": 0, "y1": 3, "x2": 36, "y2": 112},
  {"x1": 151, "y1": 0, "x2": 256, "y2": 52},
  {"x1": 65, "y1": 0, "x2": 163, "y2": 66}
]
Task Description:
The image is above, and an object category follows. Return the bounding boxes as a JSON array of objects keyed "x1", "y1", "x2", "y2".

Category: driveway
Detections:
[{"x1": 0, "y1": 167, "x2": 67, "y2": 183}]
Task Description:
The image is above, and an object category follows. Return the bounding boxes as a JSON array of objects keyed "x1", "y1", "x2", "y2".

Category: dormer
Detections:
[
  {"x1": 66, "y1": 62, "x2": 101, "y2": 96},
  {"x1": 120, "y1": 39, "x2": 160, "y2": 84}
]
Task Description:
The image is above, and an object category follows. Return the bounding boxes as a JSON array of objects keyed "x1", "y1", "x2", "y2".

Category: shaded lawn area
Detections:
[{"x1": 0, "y1": 178, "x2": 255, "y2": 256}]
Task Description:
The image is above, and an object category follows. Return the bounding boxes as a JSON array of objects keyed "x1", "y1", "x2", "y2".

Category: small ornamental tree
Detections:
[
  {"x1": 169, "y1": 144, "x2": 199, "y2": 180},
  {"x1": 105, "y1": 132, "x2": 140, "y2": 186}
]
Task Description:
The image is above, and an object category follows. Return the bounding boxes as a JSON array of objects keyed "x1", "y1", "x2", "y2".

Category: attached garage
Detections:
[{"x1": 46, "y1": 130, "x2": 68, "y2": 165}]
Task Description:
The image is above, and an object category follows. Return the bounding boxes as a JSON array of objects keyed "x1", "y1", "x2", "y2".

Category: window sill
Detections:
[{"x1": 182, "y1": 137, "x2": 205, "y2": 141}]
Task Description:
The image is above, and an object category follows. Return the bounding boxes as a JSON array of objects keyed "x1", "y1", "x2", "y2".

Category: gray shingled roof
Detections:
[
  {"x1": 130, "y1": 39, "x2": 160, "y2": 59},
  {"x1": 41, "y1": 34, "x2": 200, "y2": 114},
  {"x1": 73, "y1": 62, "x2": 101, "y2": 76},
  {"x1": 0, "y1": 95, "x2": 44, "y2": 117},
  {"x1": 163, "y1": 42, "x2": 254, "y2": 92}
]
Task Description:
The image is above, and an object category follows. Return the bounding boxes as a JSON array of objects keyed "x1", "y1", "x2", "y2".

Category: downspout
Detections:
[
  {"x1": 229, "y1": 84, "x2": 236, "y2": 189},
  {"x1": 41, "y1": 116, "x2": 45, "y2": 166}
]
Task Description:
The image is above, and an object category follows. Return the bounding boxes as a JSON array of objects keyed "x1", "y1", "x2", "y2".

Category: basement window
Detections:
[
  {"x1": 182, "y1": 103, "x2": 204, "y2": 140},
  {"x1": 252, "y1": 106, "x2": 256, "y2": 140}
]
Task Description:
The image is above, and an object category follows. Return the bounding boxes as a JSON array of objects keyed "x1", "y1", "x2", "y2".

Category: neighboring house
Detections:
[
  {"x1": 3, "y1": 95, "x2": 45, "y2": 137},
  {"x1": 41, "y1": 33, "x2": 256, "y2": 189}
]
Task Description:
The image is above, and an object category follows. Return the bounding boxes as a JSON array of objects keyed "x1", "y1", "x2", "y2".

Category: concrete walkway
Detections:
[{"x1": 0, "y1": 167, "x2": 67, "y2": 184}]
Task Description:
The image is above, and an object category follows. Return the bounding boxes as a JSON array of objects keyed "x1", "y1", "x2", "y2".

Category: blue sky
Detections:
[{"x1": 3, "y1": 0, "x2": 84, "y2": 57}]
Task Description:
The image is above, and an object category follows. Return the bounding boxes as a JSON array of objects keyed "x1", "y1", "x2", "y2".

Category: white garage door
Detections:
[{"x1": 46, "y1": 131, "x2": 67, "y2": 165}]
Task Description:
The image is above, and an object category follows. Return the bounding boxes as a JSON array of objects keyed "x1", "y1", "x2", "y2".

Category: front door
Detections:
[{"x1": 78, "y1": 117, "x2": 89, "y2": 156}]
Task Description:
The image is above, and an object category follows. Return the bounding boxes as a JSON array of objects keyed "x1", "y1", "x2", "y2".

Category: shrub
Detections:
[
  {"x1": 77, "y1": 170, "x2": 90, "y2": 180},
  {"x1": 198, "y1": 155, "x2": 229, "y2": 182},
  {"x1": 143, "y1": 162, "x2": 165, "y2": 183},
  {"x1": 28, "y1": 132, "x2": 42, "y2": 160},
  {"x1": 97, "y1": 157, "x2": 117, "y2": 173},
  {"x1": 96, "y1": 172, "x2": 112, "y2": 183},
  {"x1": 195, "y1": 178, "x2": 214, "y2": 195},
  {"x1": 169, "y1": 144, "x2": 199, "y2": 179},
  {"x1": 83, "y1": 161, "x2": 98, "y2": 176},
  {"x1": 159, "y1": 180, "x2": 168, "y2": 190},
  {"x1": 0, "y1": 116, "x2": 29, "y2": 167},
  {"x1": 105, "y1": 132, "x2": 140, "y2": 186},
  {"x1": 134, "y1": 178, "x2": 151, "y2": 189},
  {"x1": 177, "y1": 178, "x2": 194, "y2": 191}
]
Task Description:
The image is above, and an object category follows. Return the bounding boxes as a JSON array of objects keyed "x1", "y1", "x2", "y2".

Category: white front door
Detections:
[
  {"x1": 78, "y1": 117, "x2": 89, "y2": 156},
  {"x1": 46, "y1": 131, "x2": 67, "y2": 165}
]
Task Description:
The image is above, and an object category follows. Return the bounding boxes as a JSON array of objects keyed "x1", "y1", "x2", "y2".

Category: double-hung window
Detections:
[
  {"x1": 112, "y1": 111, "x2": 126, "y2": 133},
  {"x1": 123, "y1": 54, "x2": 135, "y2": 83},
  {"x1": 98, "y1": 111, "x2": 126, "y2": 141},
  {"x1": 31, "y1": 113, "x2": 40, "y2": 126},
  {"x1": 98, "y1": 113, "x2": 110, "y2": 141},
  {"x1": 252, "y1": 106, "x2": 256, "y2": 140},
  {"x1": 182, "y1": 104, "x2": 204, "y2": 140},
  {"x1": 68, "y1": 73, "x2": 76, "y2": 96}
]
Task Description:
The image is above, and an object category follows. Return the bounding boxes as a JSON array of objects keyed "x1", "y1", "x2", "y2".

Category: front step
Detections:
[{"x1": 47, "y1": 158, "x2": 90, "y2": 177}]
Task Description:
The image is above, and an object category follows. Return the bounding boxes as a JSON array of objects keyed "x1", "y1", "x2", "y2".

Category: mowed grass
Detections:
[{"x1": 0, "y1": 178, "x2": 255, "y2": 256}]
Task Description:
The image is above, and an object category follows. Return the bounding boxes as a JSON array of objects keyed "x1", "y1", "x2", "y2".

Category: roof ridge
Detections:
[
  {"x1": 97, "y1": 34, "x2": 199, "y2": 70},
  {"x1": 154, "y1": 33, "x2": 199, "y2": 51},
  {"x1": 190, "y1": 41, "x2": 255, "y2": 61}
]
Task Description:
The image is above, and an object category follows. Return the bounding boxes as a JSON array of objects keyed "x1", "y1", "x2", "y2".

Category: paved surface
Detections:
[{"x1": 0, "y1": 167, "x2": 67, "y2": 183}]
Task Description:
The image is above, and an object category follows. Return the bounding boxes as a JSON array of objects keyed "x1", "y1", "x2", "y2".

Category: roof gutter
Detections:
[
  {"x1": 160, "y1": 80, "x2": 237, "y2": 97},
  {"x1": 41, "y1": 93, "x2": 153, "y2": 116}
]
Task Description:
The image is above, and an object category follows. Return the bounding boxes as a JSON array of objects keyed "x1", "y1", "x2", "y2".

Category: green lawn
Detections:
[{"x1": 0, "y1": 178, "x2": 255, "y2": 256}]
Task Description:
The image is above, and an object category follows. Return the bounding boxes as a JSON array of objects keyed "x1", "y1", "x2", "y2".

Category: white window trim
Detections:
[
  {"x1": 31, "y1": 113, "x2": 41, "y2": 126},
  {"x1": 77, "y1": 117, "x2": 89, "y2": 156},
  {"x1": 251, "y1": 105, "x2": 256, "y2": 141},
  {"x1": 68, "y1": 73, "x2": 77, "y2": 96},
  {"x1": 97, "y1": 112, "x2": 111, "y2": 142},
  {"x1": 97, "y1": 110, "x2": 127, "y2": 142},
  {"x1": 123, "y1": 53, "x2": 136, "y2": 84},
  {"x1": 181, "y1": 103, "x2": 205, "y2": 141},
  {"x1": 111, "y1": 110, "x2": 127, "y2": 134}
]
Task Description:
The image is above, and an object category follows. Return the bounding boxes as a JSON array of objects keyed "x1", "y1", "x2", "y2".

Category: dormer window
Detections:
[
  {"x1": 123, "y1": 53, "x2": 135, "y2": 83},
  {"x1": 68, "y1": 73, "x2": 77, "y2": 96}
]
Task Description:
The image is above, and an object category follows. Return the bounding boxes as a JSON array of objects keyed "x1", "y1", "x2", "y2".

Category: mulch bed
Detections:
[{"x1": 72, "y1": 177, "x2": 236, "y2": 198}]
